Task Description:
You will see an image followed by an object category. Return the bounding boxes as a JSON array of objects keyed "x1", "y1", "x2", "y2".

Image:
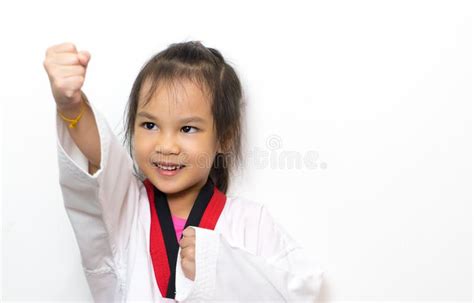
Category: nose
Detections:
[{"x1": 154, "y1": 132, "x2": 180, "y2": 155}]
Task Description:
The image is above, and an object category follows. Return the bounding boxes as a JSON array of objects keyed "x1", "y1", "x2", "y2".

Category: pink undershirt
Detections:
[{"x1": 171, "y1": 215, "x2": 187, "y2": 241}]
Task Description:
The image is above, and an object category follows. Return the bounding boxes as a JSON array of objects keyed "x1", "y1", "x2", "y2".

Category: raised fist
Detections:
[{"x1": 43, "y1": 42, "x2": 90, "y2": 110}]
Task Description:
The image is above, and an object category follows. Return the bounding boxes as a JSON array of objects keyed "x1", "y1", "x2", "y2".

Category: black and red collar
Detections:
[{"x1": 143, "y1": 178, "x2": 226, "y2": 299}]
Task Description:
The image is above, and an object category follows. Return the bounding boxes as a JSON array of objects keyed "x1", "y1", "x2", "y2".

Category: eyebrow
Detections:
[{"x1": 136, "y1": 111, "x2": 207, "y2": 124}]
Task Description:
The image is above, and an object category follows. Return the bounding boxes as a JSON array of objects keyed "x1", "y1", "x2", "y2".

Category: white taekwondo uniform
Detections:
[{"x1": 55, "y1": 102, "x2": 324, "y2": 302}]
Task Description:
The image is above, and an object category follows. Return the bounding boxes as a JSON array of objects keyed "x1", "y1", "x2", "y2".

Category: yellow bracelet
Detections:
[{"x1": 57, "y1": 98, "x2": 86, "y2": 129}]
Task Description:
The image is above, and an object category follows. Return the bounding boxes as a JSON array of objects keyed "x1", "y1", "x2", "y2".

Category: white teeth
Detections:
[{"x1": 155, "y1": 163, "x2": 182, "y2": 171}]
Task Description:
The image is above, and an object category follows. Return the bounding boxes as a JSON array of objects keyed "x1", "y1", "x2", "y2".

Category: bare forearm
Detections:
[{"x1": 58, "y1": 93, "x2": 101, "y2": 169}]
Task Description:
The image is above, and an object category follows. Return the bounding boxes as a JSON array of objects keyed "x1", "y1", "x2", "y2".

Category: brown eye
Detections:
[
  {"x1": 142, "y1": 122, "x2": 157, "y2": 130},
  {"x1": 181, "y1": 126, "x2": 198, "y2": 133}
]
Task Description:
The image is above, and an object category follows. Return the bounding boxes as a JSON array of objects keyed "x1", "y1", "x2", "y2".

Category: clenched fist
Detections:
[
  {"x1": 43, "y1": 42, "x2": 90, "y2": 111},
  {"x1": 179, "y1": 226, "x2": 196, "y2": 281}
]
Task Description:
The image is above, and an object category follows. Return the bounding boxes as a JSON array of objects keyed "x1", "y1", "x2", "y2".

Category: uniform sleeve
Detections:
[
  {"x1": 56, "y1": 101, "x2": 139, "y2": 301},
  {"x1": 175, "y1": 205, "x2": 325, "y2": 302}
]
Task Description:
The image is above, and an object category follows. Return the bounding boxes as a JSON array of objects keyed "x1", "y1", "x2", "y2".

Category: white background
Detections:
[{"x1": 1, "y1": 0, "x2": 472, "y2": 301}]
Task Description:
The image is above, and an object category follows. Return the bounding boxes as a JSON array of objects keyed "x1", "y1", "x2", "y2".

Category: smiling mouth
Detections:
[{"x1": 152, "y1": 162, "x2": 185, "y2": 171}]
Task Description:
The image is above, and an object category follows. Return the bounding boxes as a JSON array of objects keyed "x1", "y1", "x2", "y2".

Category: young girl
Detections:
[{"x1": 44, "y1": 41, "x2": 324, "y2": 302}]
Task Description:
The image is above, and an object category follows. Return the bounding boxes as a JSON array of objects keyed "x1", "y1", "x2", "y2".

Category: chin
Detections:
[
  {"x1": 150, "y1": 178, "x2": 186, "y2": 194},
  {"x1": 148, "y1": 174, "x2": 199, "y2": 195}
]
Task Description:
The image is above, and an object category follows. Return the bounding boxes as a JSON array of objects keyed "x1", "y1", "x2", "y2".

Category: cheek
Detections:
[
  {"x1": 133, "y1": 134, "x2": 153, "y2": 164},
  {"x1": 182, "y1": 139, "x2": 218, "y2": 168}
]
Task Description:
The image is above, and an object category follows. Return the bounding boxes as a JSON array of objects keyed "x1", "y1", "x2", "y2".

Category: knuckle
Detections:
[
  {"x1": 55, "y1": 78, "x2": 65, "y2": 89},
  {"x1": 64, "y1": 42, "x2": 77, "y2": 51},
  {"x1": 56, "y1": 78, "x2": 70, "y2": 92},
  {"x1": 64, "y1": 89, "x2": 74, "y2": 98},
  {"x1": 59, "y1": 53, "x2": 71, "y2": 63}
]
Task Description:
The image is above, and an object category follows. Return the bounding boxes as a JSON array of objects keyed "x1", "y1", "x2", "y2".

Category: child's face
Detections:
[{"x1": 133, "y1": 78, "x2": 220, "y2": 195}]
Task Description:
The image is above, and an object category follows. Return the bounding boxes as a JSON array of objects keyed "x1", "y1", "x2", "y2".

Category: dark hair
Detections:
[{"x1": 122, "y1": 41, "x2": 243, "y2": 193}]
